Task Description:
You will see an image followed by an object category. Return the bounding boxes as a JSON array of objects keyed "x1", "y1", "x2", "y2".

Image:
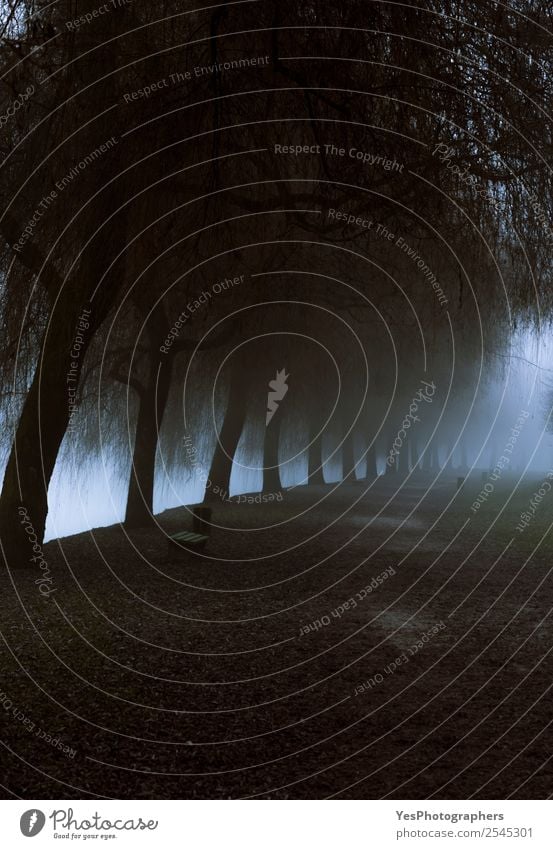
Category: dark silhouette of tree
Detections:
[{"x1": 1, "y1": 0, "x2": 552, "y2": 559}]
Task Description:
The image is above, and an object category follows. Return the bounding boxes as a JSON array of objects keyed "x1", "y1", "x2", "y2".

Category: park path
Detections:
[{"x1": 2, "y1": 474, "x2": 553, "y2": 798}]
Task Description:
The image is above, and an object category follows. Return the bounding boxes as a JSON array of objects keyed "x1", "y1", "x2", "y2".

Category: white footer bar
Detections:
[{"x1": 2, "y1": 800, "x2": 549, "y2": 848}]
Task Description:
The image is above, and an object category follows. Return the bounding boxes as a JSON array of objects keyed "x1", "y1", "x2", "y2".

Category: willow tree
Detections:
[
  {"x1": 1, "y1": 0, "x2": 552, "y2": 562},
  {"x1": 0, "y1": 0, "x2": 137, "y2": 564}
]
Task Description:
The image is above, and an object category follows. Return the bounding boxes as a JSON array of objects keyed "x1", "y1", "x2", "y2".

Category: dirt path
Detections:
[{"x1": 2, "y1": 473, "x2": 553, "y2": 798}]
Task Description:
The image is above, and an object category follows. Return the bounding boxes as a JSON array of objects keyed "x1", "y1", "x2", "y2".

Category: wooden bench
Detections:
[
  {"x1": 167, "y1": 506, "x2": 212, "y2": 558},
  {"x1": 168, "y1": 530, "x2": 209, "y2": 555}
]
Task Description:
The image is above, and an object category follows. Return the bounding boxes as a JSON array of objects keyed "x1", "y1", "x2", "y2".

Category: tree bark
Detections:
[
  {"x1": 460, "y1": 439, "x2": 468, "y2": 470},
  {"x1": 398, "y1": 436, "x2": 410, "y2": 477},
  {"x1": 445, "y1": 438, "x2": 454, "y2": 471},
  {"x1": 0, "y1": 66, "x2": 128, "y2": 563},
  {"x1": 0, "y1": 291, "x2": 93, "y2": 566},
  {"x1": 410, "y1": 435, "x2": 420, "y2": 472},
  {"x1": 124, "y1": 357, "x2": 173, "y2": 528},
  {"x1": 422, "y1": 436, "x2": 433, "y2": 473},
  {"x1": 307, "y1": 413, "x2": 325, "y2": 485},
  {"x1": 365, "y1": 441, "x2": 378, "y2": 478},
  {"x1": 120, "y1": 310, "x2": 236, "y2": 524},
  {"x1": 385, "y1": 430, "x2": 397, "y2": 475},
  {"x1": 263, "y1": 406, "x2": 283, "y2": 492},
  {"x1": 489, "y1": 439, "x2": 498, "y2": 473},
  {"x1": 203, "y1": 364, "x2": 249, "y2": 503},
  {"x1": 342, "y1": 428, "x2": 357, "y2": 482}
]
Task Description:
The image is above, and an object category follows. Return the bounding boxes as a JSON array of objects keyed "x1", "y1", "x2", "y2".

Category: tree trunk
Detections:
[
  {"x1": 489, "y1": 438, "x2": 498, "y2": 473},
  {"x1": 398, "y1": 436, "x2": 410, "y2": 477},
  {"x1": 365, "y1": 441, "x2": 378, "y2": 478},
  {"x1": 263, "y1": 406, "x2": 283, "y2": 492},
  {"x1": 124, "y1": 357, "x2": 173, "y2": 528},
  {"x1": 353, "y1": 432, "x2": 366, "y2": 480},
  {"x1": 460, "y1": 440, "x2": 468, "y2": 471},
  {"x1": 342, "y1": 428, "x2": 357, "y2": 482},
  {"x1": 410, "y1": 435, "x2": 420, "y2": 472},
  {"x1": 445, "y1": 438, "x2": 454, "y2": 471},
  {"x1": 307, "y1": 415, "x2": 325, "y2": 485},
  {"x1": 0, "y1": 95, "x2": 127, "y2": 563},
  {"x1": 123, "y1": 298, "x2": 238, "y2": 524},
  {"x1": 421, "y1": 435, "x2": 436, "y2": 473},
  {"x1": 385, "y1": 430, "x2": 397, "y2": 475},
  {"x1": 0, "y1": 292, "x2": 93, "y2": 565},
  {"x1": 204, "y1": 364, "x2": 249, "y2": 503}
]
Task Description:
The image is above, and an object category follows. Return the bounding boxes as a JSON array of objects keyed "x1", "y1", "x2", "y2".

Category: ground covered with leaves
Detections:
[{"x1": 2, "y1": 473, "x2": 553, "y2": 799}]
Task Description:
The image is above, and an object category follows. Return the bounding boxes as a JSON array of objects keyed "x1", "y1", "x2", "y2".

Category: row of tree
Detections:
[{"x1": 0, "y1": 0, "x2": 551, "y2": 563}]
